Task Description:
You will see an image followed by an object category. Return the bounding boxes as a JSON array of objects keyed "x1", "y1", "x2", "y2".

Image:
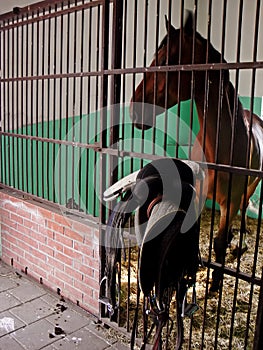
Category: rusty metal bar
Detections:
[
  {"x1": 1, "y1": 60, "x2": 263, "y2": 83},
  {"x1": 0, "y1": 1, "x2": 105, "y2": 29}
]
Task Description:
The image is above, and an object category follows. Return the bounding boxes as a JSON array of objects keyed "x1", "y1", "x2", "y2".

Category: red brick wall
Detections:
[{"x1": 0, "y1": 190, "x2": 101, "y2": 316}]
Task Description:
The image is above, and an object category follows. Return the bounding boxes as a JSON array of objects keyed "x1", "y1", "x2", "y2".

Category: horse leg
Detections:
[
  {"x1": 210, "y1": 201, "x2": 240, "y2": 292},
  {"x1": 231, "y1": 178, "x2": 260, "y2": 256}
]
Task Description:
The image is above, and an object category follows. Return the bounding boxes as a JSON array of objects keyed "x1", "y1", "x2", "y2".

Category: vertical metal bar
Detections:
[
  {"x1": 58, "y1": 4, "x2": 64, "y2": 204},
  {"x1": 35, "y1": 9, "x2": 40, "y2": 197},
  {"x1": 85, "y1": 4, "x2": 92, "y2": 214},
  {"x1": 120, "y1": 0, "x2": 127, "y2": 178},
  {"x1": 40, "y1": 8, "x2": 46, "y2": 199},
  {"x1": 78, "y1": 0, "x2": 85, "y2": 212},
  {"x1": 175, "y1": 0, "x2": 184, "y2": 158},
  {"x1": 6, "y1": 19, "x2": 11, "y2": 187},
  {"x1": 51, "y1": 4, "x2": 58, "y2": 202},
  {"x1": 213, "y1": 1, "x2": 228, "y2": 348},
  {"x1": 0, "y1": 22, "x2": 2, "y2": 184},
  {"x1": 253, "y1": 269, "x2": 263, "y2": 350},
  {"x1": 47, "y1": 5, "x2": 52, "y2": 200},
  {"x1": 0, "y1": 21, "x2": 6, "y2": 185},
  {"x1": 25, "y1": 12, "x2": 29, "y2": 193},
  {"x1": 17, "y1": 18, "x2": 21, "y2": 190},
  {"x1": 162, "y1": 0, "x2": 172, "y2": 159},
  {"x1": 65, "y1": 1, "x2": 71, "y2": 206},
  {"x1": 141, "y1": 0, "x2": 148, "y2": 157},
  {"x1": 99, "y1": 0, "x2": 110, "y2": 318},
  {"x1": 244, "y1": 3, "x2": 261, "y2": 347},
  {"x1": 187, "y1": 0, "x2": 197, "y2": 159},
  {"x1": 110, "y1": 0, "x2": 123, "y2": 182},
  {"x1": 111, "y1": 0, "x2": 123, "y2": 325},
  {"x1": 228, "y1": 2, "x2": 245, "y2": 348},
  {"x1": 20, "y1": 16, "x2": 25, "y2": 192},
  {"x1": 200, "y1": 3, "x2": 214, "y2": 347},
  {"x1": 131, "y1": 0, "x2": 138, "y2": 169},
  {"x1": 152, "y1": 0, "x2": 160, "y2": 157},
  {"x1": 11, "y1": 18, "x2": 15, "y2": 188}
]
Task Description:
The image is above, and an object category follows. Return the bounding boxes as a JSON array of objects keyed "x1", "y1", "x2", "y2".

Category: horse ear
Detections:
[
  {"x1": 165, "y1": 15, "x2": 170, "y2": 32},
  {"x1": 165, "y1": 15, "x2": 176, "y2": 34},
  {"x1": 184, "y1": 10, "x2": 193, "y2": 35}
]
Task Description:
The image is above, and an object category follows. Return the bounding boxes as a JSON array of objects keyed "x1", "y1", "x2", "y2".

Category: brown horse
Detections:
[{"x1": 130, "y1": 12, "x2": 263, "y2": 291}]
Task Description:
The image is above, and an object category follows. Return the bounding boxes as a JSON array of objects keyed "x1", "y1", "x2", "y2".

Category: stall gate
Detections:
[{"x1": 0, "y1": 0, "x2": 263, "y2": 348}]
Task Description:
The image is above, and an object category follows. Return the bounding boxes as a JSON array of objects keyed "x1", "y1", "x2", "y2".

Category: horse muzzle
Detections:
[{"x1": 130, "y1": 102, "x2": 164, "y2": 130}]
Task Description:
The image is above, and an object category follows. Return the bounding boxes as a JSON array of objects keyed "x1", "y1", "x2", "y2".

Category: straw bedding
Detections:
[{"x1": 118, "y1": 208, "x2": 262, "y2": 349}]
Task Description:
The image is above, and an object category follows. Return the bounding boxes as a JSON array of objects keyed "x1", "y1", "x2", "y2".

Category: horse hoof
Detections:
[
  {"x1": 209, "y1": 281, "x2": 220, "y2": 295},
  {"x1": 230, "y1": 244, "x2": 248, "y2": 258}
]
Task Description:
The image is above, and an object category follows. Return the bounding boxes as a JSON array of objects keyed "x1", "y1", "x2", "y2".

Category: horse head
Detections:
[{"x1": 130, "y1": 11, "x2": 224, "y2": 130}]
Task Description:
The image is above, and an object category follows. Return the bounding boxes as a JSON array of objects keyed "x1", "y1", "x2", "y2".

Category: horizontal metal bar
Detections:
[
  {"x1": 201, "y1": 258, "x2": 262, "y2": 286},
  {"x1": 0, "y1": 131, "x2": 101, "y2": 151},
  {"x1": 99, "y1": 147, "x2": 263, "y2": 178},
  {"x1": 1, "y1": 61, "x2": 263, "y2": 81},
  {"x1": 0, "y1": 71, "x2": 102, "y2": 82},
  {"x1": 0, "y1": 0, "x2": 105, "y2": 24},
  {"x1": 105, "y1": 60, "x2": 263, "y2": 74},
  {"x1": 2, "y1": 132, "x2": 262, "y2": 178}
]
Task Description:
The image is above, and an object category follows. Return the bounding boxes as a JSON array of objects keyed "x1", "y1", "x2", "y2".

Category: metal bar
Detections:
[
  {"x1": 0, "y1": 131, "x2": 101, "y2": 150},
  {"x1": 201, "y1": 259, "x2": 261, "y2": 287},
  {"x1": 0, "y1": 1, "x2": 105, "y2": 29},
  {"x1": 2, "y1": 60, "x2": 263, "y2": 83},
  {"x1": 253, "y1": 270, "x2": 263, "y2": 350},
  {"x1": 99, "y1": 0, "x2": 110, "y2": 318}
]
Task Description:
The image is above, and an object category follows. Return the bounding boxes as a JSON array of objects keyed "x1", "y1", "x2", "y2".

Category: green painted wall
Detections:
[{"x1": 1, "y1": 97, "x2": 262, "y2": 218}]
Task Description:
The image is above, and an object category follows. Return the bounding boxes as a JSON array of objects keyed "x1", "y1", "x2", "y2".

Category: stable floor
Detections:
[{"x1": 0, "y1": 260, "x2": 129, "y2": 350}]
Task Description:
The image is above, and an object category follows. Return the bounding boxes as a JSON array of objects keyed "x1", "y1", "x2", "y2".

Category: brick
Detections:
[
  {"x1": 53, "y1": 212, "x2": 72, "y2": 227},
  {"x1": 43, "y1": 275, "x2": 65, "y2": 291},
  {"x1": 23, "y1": 255, "x2": 48, "y2": 279},
  {"x1": 55, "y1": 232, "x2": 73, "y2": 248},
  {"x1": 29, "y1": 230, "x2": 46, "y2": 244},
  {"x1": 8, "y1": 243, "x2": 25, "y2": 258},
  {"x1": 73, "y1": 279, "x2": 93, "y2": 297},
  {"x1": 54, "y1": 251, "x2": 73, "y2": 267},
  {"x1": 10, "y1": 212, "x2": 24, "y2": 225},
  {"x1": 15, "y1": 206, "x2": 33, "y2": 220},
  {"x1": 37, "y1": 206, "x2": 54, "y2": 219},
  {"x1": 72, "y1": 220, "x2": 92, "y2": 236},
  {"x1": 45, "y1": 220, "x2": 64, "y2": 234},
  {"x1": 47, "y1": 238, "x2": 63, "y2": 253},
  {"x1": 63, "y1": 283, "x2": 83, "y2": 301},
  {"x1": 23, "y1": 218, "x2": 39, "y2": 232},
  {"x1": 64, "y1": 227, "x2": 84, "y2": 243},
  {"x1": 83, "y1": 255, "x2": 100, "y2": 270},
  {"x1": 74, "y1": 241, "x2": 94, "y2": 257},
  {"x1": 64, "y1": 265, "x2": 83, "y2": 282},
  {"x1": 55, "y1": 269, "x2": 74, "y2": 286},
  {"x1": 18, "y1": 234, "x2": 39, "y2": 249},
  {"x1": 74, "y1": 260, "x2": 94, "y2": 278},
  {"x1": 63, "y1": 247, "x2": 83, "y2": 263},
  {"x1": 1, "y1": 216, "x2": 17, "y2": 229},
  {"x1": 39, "y1": 243, "x2": 54, "y2": 257},
  {"x1": 46, "y1": 256, "x2": 65, "y2": 272},
  {"x1": 83, "y1": 276, "x2": 99, "y2": 291},
  {"x1": 82, "y1": 295, "x2": 100, "y2": 314},
  {"x1": 39, "y1": 225, "x2": 54, "y2": 239}
]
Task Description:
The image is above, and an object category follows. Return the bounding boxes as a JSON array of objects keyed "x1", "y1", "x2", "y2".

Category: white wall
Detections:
[
  {"x1": 1, "y1": 0, "x2": 262, "y2": 121},
  {"x1": 0, "y1": 1, "x2": 37, "y2": 15}
]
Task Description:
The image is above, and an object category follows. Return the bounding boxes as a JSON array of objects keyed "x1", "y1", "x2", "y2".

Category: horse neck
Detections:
[{"x1": 194, "y1": 80, "x2": 243, "y2": 163}]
